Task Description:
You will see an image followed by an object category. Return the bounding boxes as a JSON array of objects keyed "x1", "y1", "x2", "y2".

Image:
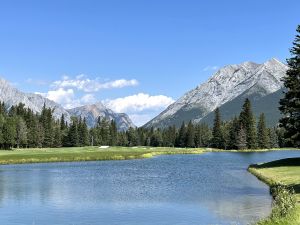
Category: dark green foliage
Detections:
[
  {"x1": 0, "y1": 97, "x2": 285, "y2": 149},
  {"x1": 67, "y1": 117, "x2": 79, "y2": 147},
  {"x1": 228, "y1": 116, "x2": 240, "y2": 149},
  {"x1": 78, "y1": 118, "x2": 89, "y2": 146},
  {"x1": 236, "y1": 124, "x2": 247, "y2": 150},
  {"x1": 176, "y1": 122, "x2": 187, "y2": 147},
  {"x1": 186, "y1": 121, "x2": 195, "y2": 148},
  {"x1": 268, "y1": 127, "x2": 279, "y2": 148},
  {"x1": 211, "y1": 108, "x2": 224, "y2": 149},
  {"x1": 279, "y1": 25, "x2": 300, "y2": 147},
  {"x1": 257, "y1": 113, "x2": 270, "y2": 149},
  {"x1": 194, "y1": 123, "x2": 212, "y2": 147},
  {"x1": 239, "y1": 98, "x2": 257, "y2": 149},
  {"x1": 3, "y1": 116, "x2": 16, "y2": 149}
]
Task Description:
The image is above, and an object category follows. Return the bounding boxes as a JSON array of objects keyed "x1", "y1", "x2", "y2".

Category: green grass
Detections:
[
  {"x1": 205, "y1": 148, "x2": 300, "y2": 152},
  {"x1": 0, "y1": 146, "x2": 298, "y2": 165},
  {"x1": 0, "y1": 146, "x2": 204, "y2": 165},
  {"x1": 248, "y1": 158, "x2": 300, "y2": 225}
]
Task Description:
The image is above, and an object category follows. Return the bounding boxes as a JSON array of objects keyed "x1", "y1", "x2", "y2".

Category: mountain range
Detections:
[
  {"x1": 144, "y1": 58, "x2": 287, "y2": 128},
  {"x1": 0, "y1": 58, "x2": 287, "y2": 130},
  {"x1": 0, "y1": 78, "x2": 135, "y2": 130}
]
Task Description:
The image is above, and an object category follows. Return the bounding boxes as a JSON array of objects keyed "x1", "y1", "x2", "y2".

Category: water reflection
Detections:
[{"x1": 0, "y1": 151, "x2": 299, "y2": 225}]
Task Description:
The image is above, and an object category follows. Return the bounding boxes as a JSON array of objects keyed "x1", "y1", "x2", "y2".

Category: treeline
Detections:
[
  {"x1": 122, "y1": 98, "x2": 285, "y2": 149},
  {"x1": 0, "y1": 98, "x2": 288, "y2": 150}
]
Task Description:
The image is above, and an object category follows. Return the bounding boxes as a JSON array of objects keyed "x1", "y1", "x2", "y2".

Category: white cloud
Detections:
[
  {"x1": 45, "y1": 88, "x2": 74, "y2": 104},
  {"x1": 128, "y1": 113, "x2": 160, "y2": 127},
  {"x1": 52, "y1": 75, "x2": 139, "y2": 92},
  {"x1": 35, "y1": 89, "x2": 96, "y2": 109},
  {"x1": 203, "y1": 65, "x2": 219, "y2": 71},
  {"x1": 104, "y1": 93, "x2": 175, "y2": 126},
  {"x1": 104, "y1": 93, "x2": 175, "y2": 113}
]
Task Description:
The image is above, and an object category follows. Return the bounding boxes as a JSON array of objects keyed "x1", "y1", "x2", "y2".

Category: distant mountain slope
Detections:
[
  {"x1": 0, "y1": 78, "x2": 71, "y2": 121},
  {"x1": 144, "y1": 58, "x2": 287, "y2": 128},
  {"x1": 201, "y1": 88, "x2": 284, "y2": 127},
  {"x1": 0, "y1": 77, "x2": 135, "y2": 130},
  {"x1": 67, "y1": 103, "x2": 136, "y2": 131}
]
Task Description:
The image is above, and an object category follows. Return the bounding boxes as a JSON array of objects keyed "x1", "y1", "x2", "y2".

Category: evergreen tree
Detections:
[
  {"x1": 236, "y1": 124, "x2": 247, "y2": 150},
  {"x1": 16, "y1": 117, "x2": 28, "y2": 148},
  {"x1": 53, "y1": 126, "x2": 62, "y2": 147},
  {"x1": 0, "y1": 114, "x2": 5, "y2": 148},
  {"x1": 211, "y1": 108, "x2": 224, "y2": 149},
  {"x1": 176, "y1": 122, "x2": 186, "y2": 147},
  {"x1": 67, "y1": 117, "x2": 79, "y2": 147},
  {"x1": 127, "y1": 127, "x2": 138, "y2": 146},
  {"x1": 78, "y1": 117, "x2": 89, "y2": 146},
  {"x1": 150, "y1": 129, "x2": 163, "y2": 147},
  {"x1": 3, "y1": 116, "x2": 16, "y2": 149},
  {"x1": 40, "y1": 105, "x2": 54, "y2": 147},
  {"x1": 239, "y1": 98, "x2": 257, "y2": 149},
  {"x1": 194, "y1": 124, "x2": 212, "y2": 147},
  {"x1": 268, "y1": 128, "x2": 279, "y2": 148},
  {"x1": 279, "y1": 25, "x2": 300, "y2": 147},
  {"x1": 186, "y1": 121, "x2": 195, "y2": 148},
  {"x1": 257, "y1": 113, "x2": 269, "y2": 149},
  {"x1": 228, "y1": 116, "x2": 240, "y2": 149},
  {"x1": 109, "y1": 120, "x2": 118, "y2": 146}
]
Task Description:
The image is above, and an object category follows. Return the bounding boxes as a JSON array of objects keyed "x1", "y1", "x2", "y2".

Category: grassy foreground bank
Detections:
[
  {"x1": 248, "y1": 158, "x2": 300, "y2": 225},
  {"x1": 0, "y1": 146, "x2": 203, "y2": 165}
]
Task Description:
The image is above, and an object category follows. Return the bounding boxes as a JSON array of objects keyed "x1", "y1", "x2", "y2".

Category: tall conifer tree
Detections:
[{"x1": 279, "y1": 25, "x2": 300, "y2": 147}]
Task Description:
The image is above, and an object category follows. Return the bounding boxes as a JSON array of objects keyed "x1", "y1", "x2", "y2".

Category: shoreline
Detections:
[
  {"x1": 0, "y1": 147, "x2": 204, "y2": 165},
  {"x1": 0, "y1": 147, "x2": 299, "y2": 165},
  {"x1": 248, "y1": 158, "x2": 300, "y2": 225}
]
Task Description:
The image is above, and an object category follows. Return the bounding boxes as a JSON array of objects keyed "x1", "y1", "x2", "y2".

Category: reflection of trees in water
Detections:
[
  {"x1": 0, "y1": 166, "x2": 53, "y2": 204},
  {"x1": 0, "y1": 171, "x2": 4, "y2": 205},
  {"x1": 200, "y1": 194, "x2": 272, "y2": 223}
]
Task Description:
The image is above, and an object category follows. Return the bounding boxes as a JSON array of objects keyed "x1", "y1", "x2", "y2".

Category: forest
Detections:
[{"x1": 0, "y1": 98, "x2": 289, "y2": 150}]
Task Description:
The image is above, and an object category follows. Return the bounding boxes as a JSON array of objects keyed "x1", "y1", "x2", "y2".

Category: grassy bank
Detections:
[
  {"x1": 0, "y1": 146, "x2": 298, "y2": 165},
  {"x1": 0, "y1": 146, "x2": 203, "y2": 165},
  {"x1": 205, "y1": 148, "x2": 300, "y2": 152},
  {"x1": 248, "y1": 158, "x2": 300, "y2": 225}
]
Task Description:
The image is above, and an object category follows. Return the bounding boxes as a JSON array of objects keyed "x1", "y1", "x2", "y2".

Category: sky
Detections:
[{"x1": 0, "y1": 0, "x2": 299, "y2": 126}]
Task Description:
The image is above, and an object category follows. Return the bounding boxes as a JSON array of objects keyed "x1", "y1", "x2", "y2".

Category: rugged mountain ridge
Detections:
[
  {"x1": 67, "y1": 103, "x2": 136, "y2": 131},
  {"x1": 144, "y1": 58, "x2": 287, "y2": 128},
  {"x1": 0, "y1": 78, "x2": 71, "y2": 121},
  {"x1": 0, "y1": 78, "x2": 135, "y2": 130}
]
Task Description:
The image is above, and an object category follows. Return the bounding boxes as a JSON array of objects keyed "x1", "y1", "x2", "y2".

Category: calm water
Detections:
[{"x1": 0, "y1": 151, "x2": 299, "y2": 225}]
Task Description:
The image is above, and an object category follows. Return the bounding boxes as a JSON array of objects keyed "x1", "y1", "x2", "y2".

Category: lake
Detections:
[{"x1": 0, "y1": 151, "x2": 299, "y2": 225}]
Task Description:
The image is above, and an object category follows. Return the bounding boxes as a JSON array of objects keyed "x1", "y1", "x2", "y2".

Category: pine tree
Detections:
[
  {"x1": 176, "y1": 122, "x2": 187, "y2": 147},
  {"x1": 268, "y1": 127, "x2": 279, "y2": 148},
  {"x1": 109, "y1": 120, "x2": 118, "y2": 146},
  {"x1": 16, "y1": 117, "x2": 28, "y2": 148},
  {"x1": 194, "y1": 124, "x2": 212, "y2": 147},
  {"x1": 67, "y1": 117, "x2": 79, "y2": 147},
  {"x1": 257, "y1": 113, "x2": 269, "y2": 149},
  {"x1": 53, "y1": 126, "x2": 62, "y2": 147},
  {"x1": 0, "y1": 114, "x2": 5, "y2": 148},
  {"x1": 186, "y1": 121, "x2": 195, "y2": 148},
  {"x1": 236, "y1": 124, "x2": 247, "y2": 150},
  {"x1": 127, "y1": 127, "x2": 138, "y2": 146},
  {"x1": 3, "y1": 116, "x2": 16, "y2": 149},
  {"x1": 279, "y1": 25, "x2": 300, "y2": 147},
  {"x1": 211, "y1": 108, "x2": 224, "y2": 149},
  {"x1": 239, "y1": 98, "x2": 257, "y2": 149},
  {"x1": 228, "y1": 116, "x2": 240, "y2": 149}
]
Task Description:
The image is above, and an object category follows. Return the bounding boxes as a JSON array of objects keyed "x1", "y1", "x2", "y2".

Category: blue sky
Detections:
[{"x1": 0, "y1": 0, "x2": 299, "y2": 126}]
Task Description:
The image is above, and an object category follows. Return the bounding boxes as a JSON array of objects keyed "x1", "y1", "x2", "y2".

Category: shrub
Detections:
[{"x1": 271, "y1": 185, "x2": 297, "y2": 218}]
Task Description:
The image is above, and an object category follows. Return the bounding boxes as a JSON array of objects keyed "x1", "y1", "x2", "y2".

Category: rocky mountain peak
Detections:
[
  {"x1": 0, "y1": 77, "x2": 135, "y2": 131},
  {"x1": 144, "y1": 58, "x2": 288, "y2": 128}
]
